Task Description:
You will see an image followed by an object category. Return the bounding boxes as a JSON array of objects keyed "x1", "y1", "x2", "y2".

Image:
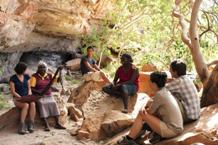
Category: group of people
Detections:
[
  {"x1": 10, "y1": 46, "x2": 200, "y2": 144},
  {"x1": 79, "y1": 46, "x2": 200, "y2": 144},
  {"x1": 10, "y1": 61, "x2": 66, "y2": 135}
]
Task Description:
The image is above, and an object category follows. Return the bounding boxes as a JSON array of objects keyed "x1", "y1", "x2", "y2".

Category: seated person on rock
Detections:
[
  {"x1": 30, "y1": 61, "x2": 66, "y2": 131},
  {"x1": 103, "y1": 54, "x2": 139, "y2": 113},
  {"x1": 166, "y1": 60, "x2": 200, "y2": 124},
  {"x1": 117, "y1": 71, "x2": 184, "y2": 145},
  {"x1": 9, "y1": 62, "x2": 36, "y2": 134},
  {"x1": 80, "y1": 46, "x2": 110, "y2": 83}
]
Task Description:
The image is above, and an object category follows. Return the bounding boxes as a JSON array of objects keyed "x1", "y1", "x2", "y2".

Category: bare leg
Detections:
[
  {"x1": 128, "y1": 113, "x2": 144, "y2": 139},
  {"x1": 122, "y1": 93, "x2": 129, "y2": 113},
  {"x1": 141, "y1": 112, "x2": 161, "y2": 135},
  {"x1": 14, "y1": 101, "x2": 30, "y2": 134},
  {"x1": 14, "y1": 101, "x2": 29, "y2": 123},
  {"x1": 29, "y1": 102, "x2": 36, "y2": 122},
  {"x1": 120, "y1": 86, "x2": 129, "y2": 113},
  {"x1": 43, "y1": 118, "x2": 50, "y2": 131}
]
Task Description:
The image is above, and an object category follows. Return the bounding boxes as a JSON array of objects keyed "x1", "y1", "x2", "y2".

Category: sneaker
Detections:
[
  {"x1": 149, "y1": 132, "x2": 164, "y2": 144},
  {"x1": 28, "y1": 121, "x2": 35, "y2": 133},
  {"x1": 18, "y1": 122, "x2": 28, "y2": 135},
  {"x1": 54, "y1": 123, "x2": 66, "y2": 130},
  {"x1": 44, "y1": 126, "x2": 51, "y2": 132},
  {"x1": 116, "y1": 136, "x2": 138, "y2": 145},
  {"x1": 121, "y1": 109, "x2": 128, "y2": 114}
]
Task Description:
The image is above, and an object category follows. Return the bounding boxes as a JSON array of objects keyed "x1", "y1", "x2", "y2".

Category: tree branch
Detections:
[
  {"x1": 173, "y1": 0, "x2": 192, "y2": 48},
  {"x1": 200, "y1": 11, "x2": 211, "y2": 38},
  {"x1": 173, "y1": 0, "x2": 209, "y2": 85}
]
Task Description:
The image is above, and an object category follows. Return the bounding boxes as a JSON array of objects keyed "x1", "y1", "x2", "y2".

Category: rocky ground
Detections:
[
  {"x1": 0, "y1": 72, "x2": 101, "y2": 145},
  {"x1": 0, "y1": 121, "x2": 100, "y2": 145},
  {"x1": 0, "y1": 69, "x2": 218, "y2": 145}
]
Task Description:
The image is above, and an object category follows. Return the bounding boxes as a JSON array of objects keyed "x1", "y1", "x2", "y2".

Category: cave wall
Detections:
[{"x1": 0, "y1": 0, "x2": 115, "y2": 52}]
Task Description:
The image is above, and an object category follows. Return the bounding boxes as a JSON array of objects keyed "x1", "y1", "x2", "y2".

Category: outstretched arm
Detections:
[
  {"x1": 113, "y1": 69, "x2": 119, "y2": 85},
  {"x1": 84, "y1": 60, "x2": 98, "y2": 72},
  {"x1": 93, "y1": 64, "x2": 101, "y2": 71}
]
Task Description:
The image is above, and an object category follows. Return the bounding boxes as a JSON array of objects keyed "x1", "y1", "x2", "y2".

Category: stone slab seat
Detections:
[
  {"x1": 0, "y1": 93, "x2": 68, "y2": 131},
  {"x1": 68, "y1": 80, "x2": 139, "y2": 141},
  {"x1": 105, "y1": 103, "x2": 218, "y2": 145},
  {"x1": 0, "y1": 107, "x2": 60, "y2": 131}
]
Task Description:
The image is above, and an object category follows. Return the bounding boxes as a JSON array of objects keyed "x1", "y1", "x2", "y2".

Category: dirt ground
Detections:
[
  {"x1": 0, "y1": 73, "x2": 104, "y2": 145},
  {"x1": 0, "y1": 119, "x2": 102, "y2": 145}
]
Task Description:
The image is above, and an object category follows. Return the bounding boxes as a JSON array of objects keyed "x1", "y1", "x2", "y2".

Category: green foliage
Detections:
[
  {"x1": 81, "y1": 0, "x2": 218, "y2": 74},
  {"x1": 65, "y1": 75, "x2": 81, "y2": 86},
  {"x1": 0, "y1": 67, "x2": 2, "y2": 76},
  {"x1": 0, "y1": 93, "x2": 8, "y2": 109}
]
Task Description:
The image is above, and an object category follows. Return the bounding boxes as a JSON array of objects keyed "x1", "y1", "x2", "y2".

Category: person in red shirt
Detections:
[{"x1": 103, "y1": 54, "x2": 139, "y2": 113}]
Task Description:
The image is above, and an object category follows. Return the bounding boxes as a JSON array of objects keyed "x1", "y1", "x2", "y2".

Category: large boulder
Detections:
[
  {"x1": 138, "y1": 72, "x2": 155, "y2": 96},
  {"x1": 106, "y1": 104, "x2": 218, "y2": 145},
  {"x1": 138, "y1": 64, "x2": 157, "y2": 96},
  {"x1": 65, "y1": 58, "x2": 81, "y2": 71},
  {"x1": 0, "y1": 0, "x2": 115, "y2": 51},
  {"x1": 68, "y1": 81, "x2": 139, "y2": 141},
  {"x1": 156, "y1": 103, "x2": 218, "y2": 145}
]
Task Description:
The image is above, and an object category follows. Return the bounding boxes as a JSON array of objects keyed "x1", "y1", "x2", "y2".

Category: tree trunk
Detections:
[
  {"x1": 173, "y1": 0, "x2": 218, "y2": 107},
  {"x1": 189, "y1": 0, "x2": 209, "y2": 85},
  {"x1": 201, "y1": 64, "x2": 218, "y2": 107}
]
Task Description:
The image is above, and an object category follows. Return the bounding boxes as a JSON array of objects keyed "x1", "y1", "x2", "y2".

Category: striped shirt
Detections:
[{"x1": 166, "y1": 75, "x2": 200, "y2": 120}]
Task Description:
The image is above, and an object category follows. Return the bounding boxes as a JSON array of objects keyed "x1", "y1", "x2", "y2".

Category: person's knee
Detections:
[
  {"x1": 30, "y1": 102, "x2": 36, "y2": 108},
  {"x1": 120, "y1": 85, "x2": 129, "y2": 95},
  {"x1": 23, "y1": 103, "x2": 29, "y2": 110}
]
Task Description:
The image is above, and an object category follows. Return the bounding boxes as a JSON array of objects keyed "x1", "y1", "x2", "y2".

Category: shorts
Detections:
[
  {"x1": 103, "y1": 84, "x2": 137, "y2": 97},
  {"x1": 120, "y1": 84, "x2": 137, "y2": 96},
  {"x1": 159, "y1": 121, "x2": 178, "y2": 138}
]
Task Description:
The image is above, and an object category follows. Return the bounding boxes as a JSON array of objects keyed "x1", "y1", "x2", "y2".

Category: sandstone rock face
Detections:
[
  {"x1": 141, "y1": 64, "x2": 157, "y2": 72},
  {"x1": 67, "y1": 103, "x2": 83, "y2": 122},
  {"x1": 156, "y1": 103, "x2": 218, "y2": 145},
  {"x1": 0, "y1": 0, "x2": 114, "y2": 51},
  {"x1": 0, "y1": 1, "x2": 36, "y2": 49},
  {"x1": 66, "y1": 58, "x2": 81, "y2": 71},
  {"x1": 101, "y1": 110, "x2": 134, "y2": 137},
  {"x1": 68, "y1": 81, "x2": 138, "y2": 141},
  {"x1": 138, "y1": 72, "x2": 155, "y2": 96},
  {"x1": 34, "y1": 0, "x2": 114, "y2": 36},
  {"x1": 138, "y1": 64, "x2": 157, "y2": 96}
]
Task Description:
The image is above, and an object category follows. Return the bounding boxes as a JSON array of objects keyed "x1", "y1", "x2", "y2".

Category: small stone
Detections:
[{"x1": 77, "y1": 130, "x2": 90, "y2": 140}]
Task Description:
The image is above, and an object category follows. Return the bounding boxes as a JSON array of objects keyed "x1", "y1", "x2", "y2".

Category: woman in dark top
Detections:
[{"x1": 9, "y1": 62, "x2": 36, "y2": 135}]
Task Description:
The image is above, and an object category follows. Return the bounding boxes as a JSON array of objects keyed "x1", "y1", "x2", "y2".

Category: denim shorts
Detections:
[{"x1": 120, "y1": 84, "x2": 137, "y2": 96}]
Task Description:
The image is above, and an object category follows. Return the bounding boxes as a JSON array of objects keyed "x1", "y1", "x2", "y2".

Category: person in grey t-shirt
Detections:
[
  {"x1": 117, "y1": 71, "x2": 183, "y2": 145},
  {"x1": 80, "y1": 46, "x2": 110, "y2": 83}
]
